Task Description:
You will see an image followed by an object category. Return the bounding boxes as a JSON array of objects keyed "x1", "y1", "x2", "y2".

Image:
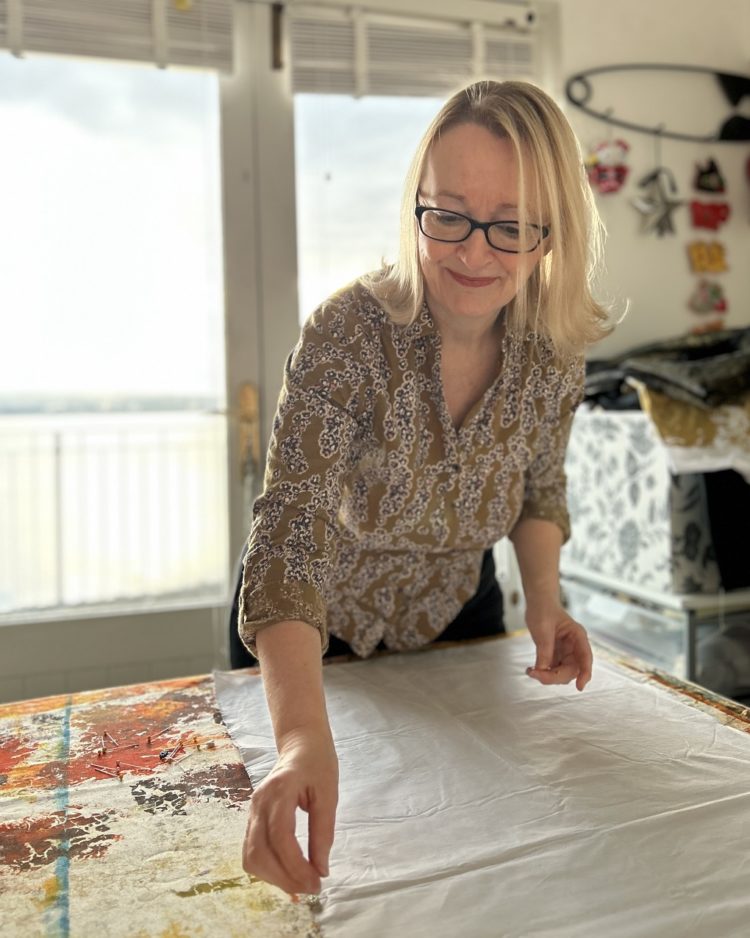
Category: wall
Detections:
[
  {"x1": 0, "y1": 604, "x2": 225, "y2": 704},
  {"x1": 557, "y1": 0, "x2": 750, "y2": 357}
]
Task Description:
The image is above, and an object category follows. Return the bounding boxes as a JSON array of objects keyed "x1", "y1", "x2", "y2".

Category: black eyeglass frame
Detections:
[{"x1": 414, "y1": 205, "x2": 550, "y2": 255}]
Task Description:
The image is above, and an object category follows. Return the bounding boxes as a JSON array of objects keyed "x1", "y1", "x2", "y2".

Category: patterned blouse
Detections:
[{"x1": 239, "y1": 275, "x2": 584, "y2": 658}]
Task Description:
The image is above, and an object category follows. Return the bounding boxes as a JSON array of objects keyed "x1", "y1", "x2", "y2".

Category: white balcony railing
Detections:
[{"x1": 0, "y1": 412, "x2": 229, "y2": 616}]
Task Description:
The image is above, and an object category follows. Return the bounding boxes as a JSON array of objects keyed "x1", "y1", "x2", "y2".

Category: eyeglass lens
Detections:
[{"x1": 419, "y1": 209, "x2": 541, "y2": 252}]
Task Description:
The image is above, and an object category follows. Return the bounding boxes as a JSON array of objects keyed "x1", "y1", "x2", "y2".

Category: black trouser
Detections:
[{"x1": 229, "y1": 548, "x2": 504, "y2": 668}]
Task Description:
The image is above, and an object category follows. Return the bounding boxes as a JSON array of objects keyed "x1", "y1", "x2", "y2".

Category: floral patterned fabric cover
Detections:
[{"x1": 561, "y1": 407, "x2": 721, "y2": 595}]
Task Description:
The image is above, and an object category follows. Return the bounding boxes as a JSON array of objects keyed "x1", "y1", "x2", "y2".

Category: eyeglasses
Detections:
[{"x1": 415, "y1": 205, "x2": 549, "y2": 254}]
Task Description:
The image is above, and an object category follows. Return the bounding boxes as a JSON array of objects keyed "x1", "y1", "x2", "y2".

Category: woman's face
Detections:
[{"x1": 417, "y1": 122, "x2": 545, "y2": 328}]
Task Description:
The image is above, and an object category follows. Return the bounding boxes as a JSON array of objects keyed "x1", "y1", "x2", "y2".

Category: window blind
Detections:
[
  {"x1": 0, "y1": 0, "x2": 233, "y2": 71},
  {"x1": 288, "y1": 5, "x2": 537, "y2": 97}
]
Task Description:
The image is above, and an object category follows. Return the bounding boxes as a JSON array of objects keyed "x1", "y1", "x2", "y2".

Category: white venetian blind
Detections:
[
  {"x1": 0, "y1": 0, "x2": 233, "y2": 71},
  {"x1": 288, "y1": 4, "x2": 537, "y2": 97}
]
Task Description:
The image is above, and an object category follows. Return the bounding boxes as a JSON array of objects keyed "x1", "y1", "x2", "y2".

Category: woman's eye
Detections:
[
  {"x1": 434, "y1": 212, "x2": 464, "y2": 226},
  {"x1": 493, "y1": 222, "x2": 521, "y2": 239}
]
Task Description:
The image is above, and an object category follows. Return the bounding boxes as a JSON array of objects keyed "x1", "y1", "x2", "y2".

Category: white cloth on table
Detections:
[{"x1": 215, "y1": 636, "x2": 750, "y2": 938}]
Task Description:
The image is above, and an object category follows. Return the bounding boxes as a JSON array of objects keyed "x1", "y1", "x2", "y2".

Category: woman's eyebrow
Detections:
[{"x1": 427, "y1": 189, "x2": 520, "y2": 213}]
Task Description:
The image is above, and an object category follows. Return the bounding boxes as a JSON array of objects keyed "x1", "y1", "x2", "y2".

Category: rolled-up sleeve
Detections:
[
  {"x1": 516, "y1": 354, "x2": 585, "y2": 543},
  {"x1": 238, "y1": 304, "x2": 368, "y2": 656}
]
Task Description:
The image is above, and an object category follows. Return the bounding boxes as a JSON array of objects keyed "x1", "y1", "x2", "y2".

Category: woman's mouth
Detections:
[{"x1": 447, "y1": 269, "x2": 497, "y2": 288}]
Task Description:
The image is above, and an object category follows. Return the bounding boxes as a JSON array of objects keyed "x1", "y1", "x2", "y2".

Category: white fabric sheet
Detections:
[{"x1": 214, "y1": 636, "x2": 750, "y2": 938}]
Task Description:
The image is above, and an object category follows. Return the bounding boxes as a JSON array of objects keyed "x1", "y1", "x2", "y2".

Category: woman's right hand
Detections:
[{"x1": 242, "y1": 727, "x2": 339, "y2": 896}]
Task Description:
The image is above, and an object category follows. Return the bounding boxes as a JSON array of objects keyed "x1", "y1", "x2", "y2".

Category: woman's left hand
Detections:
[{"x1": 524, "y1": 598, "x2": 593, "y2": 692}]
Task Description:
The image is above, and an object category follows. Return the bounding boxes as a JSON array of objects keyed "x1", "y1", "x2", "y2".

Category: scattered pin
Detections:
[
  {"x1": 149, "y1": 725, "x2": 172, "y2": 743},
  {"x1": 104, "y1": 730, "x2": 119, "y2": 746},
  {"x1": 109, "y1": 742, "x2": 139, "y2": 753},
  {"x1": 89, "y1": 763, "x2": 121, "y2": 779},
  {"x1": 172, "y1": 748, "x2": 200, "y2": 768},
  {"x1": 116, "y1": 760, "x2": 148, "y2": 771},
  {"x1": 164, "y1": 742, "x2": 185, "y2": 761}
]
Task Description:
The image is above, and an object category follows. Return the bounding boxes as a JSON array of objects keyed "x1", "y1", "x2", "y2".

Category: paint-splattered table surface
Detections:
[{"x1": 0, "y1": 673, "x2": 319, "y2": 938}]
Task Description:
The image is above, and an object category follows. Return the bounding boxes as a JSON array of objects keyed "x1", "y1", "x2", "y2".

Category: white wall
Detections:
[
  {"x1": 0, "y1": 604, "x2": 225, "y2": 704},
  {"x1": 557, "y1": 0, "x2": 750, "y2": 357}
]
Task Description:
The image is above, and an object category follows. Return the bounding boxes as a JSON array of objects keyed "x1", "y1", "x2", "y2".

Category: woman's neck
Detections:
[{"x1": 428, "y1": 299, "x2": 505, "y2": 352}]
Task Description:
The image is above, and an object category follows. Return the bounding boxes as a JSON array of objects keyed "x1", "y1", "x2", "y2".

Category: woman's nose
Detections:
[{"x1": 456, "y1": 229, "x2": 495, "y2": 269}]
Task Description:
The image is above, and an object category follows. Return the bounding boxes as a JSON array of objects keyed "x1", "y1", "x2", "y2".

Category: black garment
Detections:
[
  {"x1": 229, "y1": 548, "x2": 504, "y2": 668},
  {"x1": 703, "y1": 470, "x2": 750, "y2": 591},
  {"x1": 584, "y1": 326, "x2": 750, "y2": 411}
]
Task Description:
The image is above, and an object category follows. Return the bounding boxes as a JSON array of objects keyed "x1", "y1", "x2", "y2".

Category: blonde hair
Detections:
[{"x1": 366, "y1": 80, "x2": 612, "y2": 358}]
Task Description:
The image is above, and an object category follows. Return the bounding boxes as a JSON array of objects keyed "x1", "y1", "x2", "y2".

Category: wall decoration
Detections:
[
  {"x1": 690, "y1": 201, "x2": 731, "y2": 230},
  {"x1": 694, "y1": 158, "x2": 726, "y2": 192},
  {"x1": 689, "y1": 310, "x2": 727, "y2": 335},
  {"x1": 586, "y1": 138, "x2": 630, "y2": 194},
  {"x1": 688, "y1": 278, "x2": 727, "y2": 315},
  {"x1": 688, "y1": 279, "x2": 727, "y2": 315},
  {"x1": 687, "y1": 241, "x2": 728, "y2": 273},
  {"x1": 565, "y1": 64, "x2": 750, "y2": 143},
  {"x1": 631, "y1": 167, "x2": 682, "y2": 235}
]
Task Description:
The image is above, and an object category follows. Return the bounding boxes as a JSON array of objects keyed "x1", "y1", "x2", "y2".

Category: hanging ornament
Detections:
[
  {"x1": 687, "y1": 241, "x2": 728, "y2": 274},
  {"x1": 688, "y1": 279, "x2": 728, "y2": 335},
  {"x1": 631, "y1": 167, "x2": 683, "y2": 236},
  {"x1": 586, "y1": 138, "x2": 630, "y2": 194},
  {"x1": 688, "y1": 279, "x2": 728, "y2": 314},
  {"x1": 690, "y1": 201, "x2": 731, "y2": 230},
  {"x1": 693, "y1": 158, "x2": 726, "y2": 193}
]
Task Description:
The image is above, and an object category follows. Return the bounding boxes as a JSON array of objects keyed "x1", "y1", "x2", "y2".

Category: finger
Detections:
[
  {"x1": 243, "y1": 803, "x2": 320, "y2": 894},
  {"x1": 308, "y1": 792, "x2": 337, "y2": 878},
  {"x1": 532, "y1": 634, "x2": 555, "y2": 671},
  {"x1": 560, "y1": 624, "x2": 593, "y2": 691},
  {"x1": 245, "y1": 841, "x2": 316, "y2": 897},
  {"x1": 243, "y1": 808, "x2": 313, "y2": 896},
  {"x1": 267, "y1": 797, "x2": 322, "y2": 894},
  {"x1": 526, "y1": 663, "x2": 578, "y2": 686},
  {"x1": 574, "y1": 634, "x2": 594, "y2": 691}
]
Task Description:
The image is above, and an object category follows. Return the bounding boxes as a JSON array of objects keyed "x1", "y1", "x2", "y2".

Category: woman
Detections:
[{"x1": 238, "y1": 80, "x2": 610, "y2": 896}]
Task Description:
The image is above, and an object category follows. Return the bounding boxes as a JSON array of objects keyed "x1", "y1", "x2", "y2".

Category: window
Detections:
[
  {"x1": 0, "y1": 52, "x2": 227, "y2": 615},
  {"x1": 294, "y1": 93, "x2": 443, "y2": 321},
  {"x1": 289, "y1": 4, "x2": 539, "y2": 321}
]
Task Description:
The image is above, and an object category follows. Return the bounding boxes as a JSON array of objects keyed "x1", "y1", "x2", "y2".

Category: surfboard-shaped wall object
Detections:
[{"x1": 565, "y1": 64, "x2": 750, "y2": 143}]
